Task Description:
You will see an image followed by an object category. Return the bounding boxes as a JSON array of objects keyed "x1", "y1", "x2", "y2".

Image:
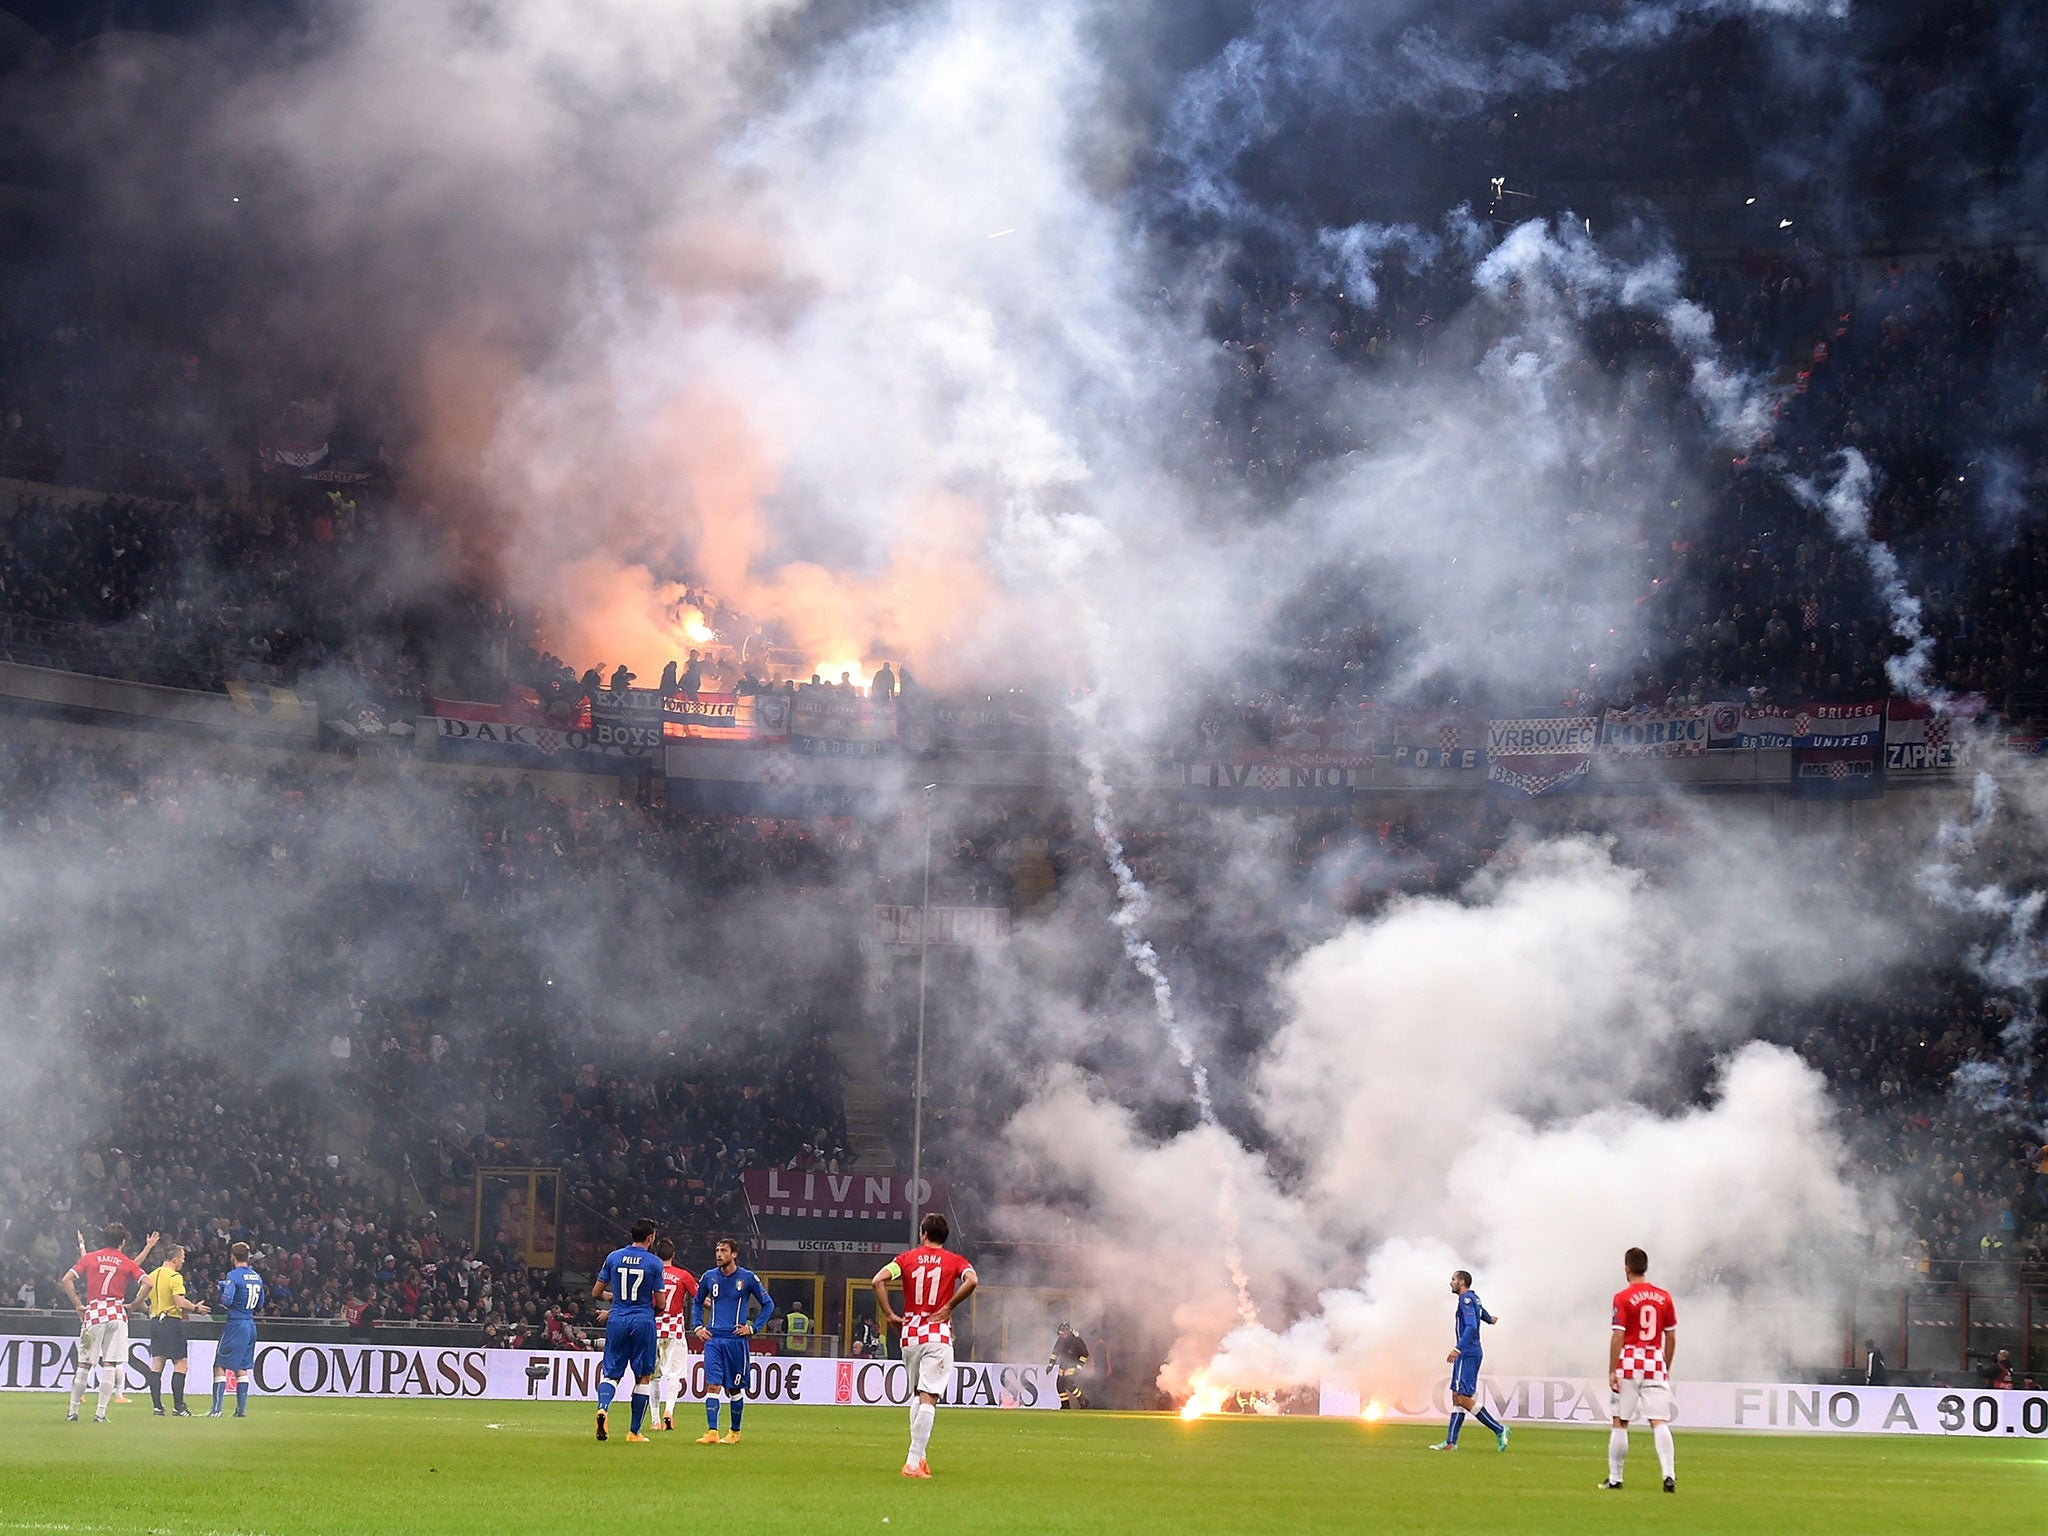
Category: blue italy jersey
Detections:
[
  {"x1": 597, "y1": 1247, "x2": 665, "y2": 1320},
  {"x1": 692, "y1": 1265, "x2": 774, "y2": 1337},
  {"x1": 219, "y1": 1265, "x2": 264, "y2": 1320},
  {"x1": 1454, "y1": 1290, "x2": 1494, "y2": 1355}
]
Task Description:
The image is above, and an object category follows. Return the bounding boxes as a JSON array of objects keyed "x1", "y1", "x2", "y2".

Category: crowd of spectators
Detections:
[{"x1": 0, "y1": 736, "x2": 861, "y2": 1341}]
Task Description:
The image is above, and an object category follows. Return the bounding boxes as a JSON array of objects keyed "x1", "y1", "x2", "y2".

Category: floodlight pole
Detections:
[{"x1": 910, "y1": 782, "x2": 936, "y2": 1247}]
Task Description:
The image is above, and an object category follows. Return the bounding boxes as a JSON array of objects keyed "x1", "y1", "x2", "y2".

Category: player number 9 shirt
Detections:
[{"x1": 1611, "y1": 1282, "x2": 1677, "y2": 1381}]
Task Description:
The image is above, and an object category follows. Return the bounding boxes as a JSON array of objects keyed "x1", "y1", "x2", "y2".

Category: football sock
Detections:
[
  {"x1": 235, "y1": 1381, "x2": 248, "y2": 1415},
  {"x1": 1653, "y1": 1424, "x2": 1675, "y2": 1479},
  {"x1": 706, "y1": 1395, "x2": 722, "y2": 1431},
  {"x1": 908, "y1": 1401, "x2": 935, "y2": 1464},
  {"x1": 212, "y1": 1381, "x2": 226, "y2": 1414},
  {"x1": 1473, "y1": 1406, "x2": 1505, "y2": 1435},
  {"x1": 69, "y1": 1369, "x2": 89, "y2": 1413},
  {"x1": 1445, "y1": 1409, "x2": 1465, "y2": 1446},
  {"x1": 596, "y1": 1380, "x2": 618, "y2": 1413},
  {"x1": 630, "y1": 1393, "x2": 648, "y2": 1435},
  {"x1": 172, "y1": 1373, "x2": 187, "y2": 1411},
  {"x1": 1607, "y1": 1429, "x2": 1628, "y2": 1483},
  {"x1": 729, "y1": 1398, "x2": 745, "y2": 1433},
  {"x1": 98, "y1": 1368, "x2": 118, "y2": 1417},
  {"x1": 148, "y1": 1368, "x2": 164, "y2": 1411}
]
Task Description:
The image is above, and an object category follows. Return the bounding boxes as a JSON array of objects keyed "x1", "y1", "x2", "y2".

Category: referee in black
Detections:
[{"x1": 143, "y1": 1245, "x2": 209, "y2": 1416}]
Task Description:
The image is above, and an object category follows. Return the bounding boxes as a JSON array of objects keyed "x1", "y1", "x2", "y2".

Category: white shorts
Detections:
[
  {"x1": 1612, "y1": 1377, "x2": 1673, "y2": 1423},
  {"x1": 904, "y1": 1341, "x2": 954, "y2": 1398},
  {"x1": 78, "y1": 1318, "x2": 125, "y2": 1367},
  {"x1": 658, "y1": 1339, "x2": 692, "y2": 1382}
]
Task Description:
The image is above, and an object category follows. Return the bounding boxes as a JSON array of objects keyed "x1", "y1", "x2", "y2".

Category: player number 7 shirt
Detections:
[{"x1": 71, "y1": 1248, "x2": 144, "y2": 1325}]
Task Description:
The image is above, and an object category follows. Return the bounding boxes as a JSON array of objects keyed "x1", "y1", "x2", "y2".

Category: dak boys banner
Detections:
[
  {"x1": 1708, "y1": 701, "x2": 1883, "y2": 750},
  {"x1": 0, "y1": 1334, "x2": 1053, "y2": 1408},
  {"x1": 1320, "y1": 1374, "x2": 2048, "y2": 1439}
]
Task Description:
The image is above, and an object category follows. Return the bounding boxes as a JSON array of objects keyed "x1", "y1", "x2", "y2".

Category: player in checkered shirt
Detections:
[
  {"x1": 1600, "y1": 1247, "x2": 1679, "y2": 1494},
  {"x1": 871, "y1": 1213, "x2": 977, "y2": 1479},
  {"x1": 57, "y1": 1223, "x2": 150, "y2": 1423},
  {"x1": 649, "y1": 1236, "x2": 699, "y2": 1432}
]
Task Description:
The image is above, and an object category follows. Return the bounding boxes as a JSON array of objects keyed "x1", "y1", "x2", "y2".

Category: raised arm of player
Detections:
[
  {"x1": 932, "y1": 1264, "x2": 978, "y2": 1325},
  {"x1": 870, "y1": 1262, "x2": 902, "y2": 1327}
]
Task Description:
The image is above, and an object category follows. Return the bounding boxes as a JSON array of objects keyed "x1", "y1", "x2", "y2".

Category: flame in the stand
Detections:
[
  {"x1": 809, "y1": 657, "x2": 873, "y2": 690},
  {"x1": 676, "y1": 606, "x2": 716, "y2": 645}
]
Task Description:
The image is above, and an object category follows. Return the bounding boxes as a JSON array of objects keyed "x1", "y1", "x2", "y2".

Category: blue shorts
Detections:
[
  {"x1": 602, "y1": 1315, "x2": 658, "y2": 1386},
  {"x1": 1450, "y1": 1353, "x2": 1481, "y2": 1399},
  {"x1": 704, "y1": 1337, "x2": 751, "y2": 1394},
  {"x1": 217, "y1": 1320, "x2": 258, "y2": 1373}
]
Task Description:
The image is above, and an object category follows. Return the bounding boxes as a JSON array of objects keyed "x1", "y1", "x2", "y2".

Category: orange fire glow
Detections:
[{"x1": 1178, "y1": 1375, "x2": 1227, "y2": 1421}]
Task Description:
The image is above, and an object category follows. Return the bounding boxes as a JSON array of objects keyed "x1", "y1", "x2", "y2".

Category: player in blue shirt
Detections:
[
  {"x1": 592, "y1": 1218, "x2": 667, "y2": 1443},
  {"x1": 212, "y1": 1242, "x2": 263, "y2": 1418},
  {"x1": 1432, "y1": 1270, "x2": 1509, "y2": 1451},
  {"x1": 690, "y1": 1237, "x2": 774, "y2": 1443}
]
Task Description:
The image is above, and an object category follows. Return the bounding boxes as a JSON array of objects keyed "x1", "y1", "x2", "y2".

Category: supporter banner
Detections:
[
  {"x1": 1601, "y1": 705, "x2": 1708, "y2": 759},
  {"x1": 744, "y1": 1170, "x2": 947, "y2": 1223},
  {"x1": 874, "y1": 905, "x2": 1011, "y2": 948},
  {"x1": 661, "y1": 691, "x2": 792, "y2": 744},
  {"x1": 1487, "y1": 755, "x2": 1591, "y2": 797},
  {"x1": 584, "y1": 688, "x2": 668, "y2": 756},
  {"x1": 0, "y1": 1335, "x2": 1053, "y2": 1408},
  {"x1": 902, "y1": 695, "x2": 1052, "y2": 753},
  {"x1": 1885, "y1": 699, "x2": 1969, "y2": 775},
  {"x1": 429, "y1": 714, "x2": 656, "y2": 774},
  {"x1": 1487, "y1": 716, "x2": 1600, "y2": 757},
  {"x1": 1792, "y1": 745, "x2": 1882, "y2": 800},
  {"x1": 1318, "y1": 1375, "x2": 2048, "y2": 1439},
  {"x1": 1708, "y1": 701, "x2": 1883, "y2": 750},
  {"x1": 1385, "y1": 710, "x2": 1482, "y2": 760},
  {"x1": 791, "y1": 689, "x2": 897, "y2": 758},
  {"x1": 1178, "y1": 760, "x2": 1368, "y2": 801}
]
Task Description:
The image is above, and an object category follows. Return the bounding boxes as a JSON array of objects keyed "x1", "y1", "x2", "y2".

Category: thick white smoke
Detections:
[{"x1": 1006, "y1": 828, "x2": 1898, "y2": 1402}]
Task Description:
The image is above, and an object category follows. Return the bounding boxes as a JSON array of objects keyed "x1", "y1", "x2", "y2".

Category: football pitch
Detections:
[{"x1": 0, "y1": 1396, "x2": 2037, "y2": 1535}]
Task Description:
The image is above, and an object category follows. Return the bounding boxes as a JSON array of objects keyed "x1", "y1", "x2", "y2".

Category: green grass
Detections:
[{"x1": 0, "y1": 1395, "x2": 2040, "y2": 1535}]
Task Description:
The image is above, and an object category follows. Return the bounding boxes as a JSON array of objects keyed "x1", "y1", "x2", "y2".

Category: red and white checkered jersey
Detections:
[
  {"x1": 70, "y1": 1248, "x2": 143, "y2": 1317},
  {"x1": 892, "y1": 1244, "x2": 974, "y2": 1349},
  {"x1": 1611, "y1": 1281, "x2": 1677, "y2": 1381},
  {"x1": 656, "y1": 1267, "x2": 698, "y2": 1341}
]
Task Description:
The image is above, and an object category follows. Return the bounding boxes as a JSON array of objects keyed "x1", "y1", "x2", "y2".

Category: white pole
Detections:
[{"x1": 910, "y1": 783, "x2": 935, "y2": 1247}]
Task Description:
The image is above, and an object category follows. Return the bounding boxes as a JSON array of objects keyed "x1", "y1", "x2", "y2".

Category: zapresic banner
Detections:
[
  {"x1": 1885, "y1": 699, "x2": 1969, "y2": 775},
  {"x1": 0, "y1": 1335, "x2": 1054, "y2": 1408},
  {"x1": 1318, "y1": 1374, "x2": 2048, "y2": 1438}
]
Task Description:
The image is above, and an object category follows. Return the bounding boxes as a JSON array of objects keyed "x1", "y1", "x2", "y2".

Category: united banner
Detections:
[
  {"x1": 1885, "y1": 698, "x2": 1969, "y2": 775},
  {"x1": 1708, "y1": 701, "x2": 1883, "y2": 750},
  {"x1": 1601, "y1": 705, "x2": 1708, "y2": 758}
]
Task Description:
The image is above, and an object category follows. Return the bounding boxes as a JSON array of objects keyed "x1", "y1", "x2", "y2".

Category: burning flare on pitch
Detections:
[{"x1": 1179, "y1": 1374, "x2": 1228, "y2": 1420}]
